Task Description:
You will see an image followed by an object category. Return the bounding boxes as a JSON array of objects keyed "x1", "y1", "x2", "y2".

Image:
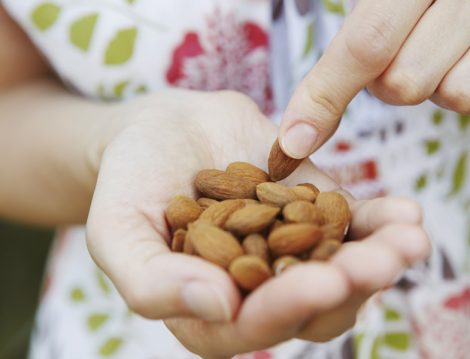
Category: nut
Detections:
[
  {"x1": 187, "y1": 221, "x2": 243, "y2": 268},
  {"x1": 268, "y1": 223, "x2": 322, "y2": 255},
  {"x1": 197, "y1": 197, "x2": 219, "y2": 209},
  {"x1": 195, "y1": 169, "x2": 257, "y2": 200},
  {"x1": 183, "y1": 232, "x2": 197, "y2": 255},
  {"x1": 292, "y1": 184, "x2": 319, "y2": 202},
  {"x1": 171, "y1": 229, "x2": 186, "y2": 252},
  {"x1": 314, "y1": 192, "x2": 351, "y2": 226},
  {"x1": 256, "y1": 182, "x2": 298, "y2": 207},
  {"x1": 199, "y1": 199, "x2": 245, "y2": 227},
  {"x1": 272, "y1": 256, "x2": 301, "y2": 275},
  {"x1": 229, "y1": 255, "x2": 272, "y2": 291},
  {"x1": 268, "y1": 138, "x2": 303, "y2": 181},
  {"x1": 226, "y1": 162, "x2": 269, "y2": 184},
  {"x1": 310, "y1": 239, "x2": 341, "y2": 261},
  {"x1": 225, "y1": 204, "x2": 280, "y2": 236},
  {"x1": 242, "y1": 234, "x2": 269, "y2": 262},
  {"x1": 283, "y1": 200, "x2": 324, "y2": 224},
  {"x1": 166, "y1": 195, "x2": 203, "y2": 230},
  {"x1": 322, "y1": 222, "x2": 348, "y2": 242}
]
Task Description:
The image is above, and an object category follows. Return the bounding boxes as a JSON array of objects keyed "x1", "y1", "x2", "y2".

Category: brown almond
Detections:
[
  {"x1": 226, "y1": 162, "x2": 269, "y2": 184},
  {"x1": 171, "y1": 229, "x2": 186, "y2": 252},
  {"x1": 268, "y1": 139, "x2": 303, "y2": 181},
  {"x1": 197, "y1": 197, "x2": 219, "y2": 209},
  {"x1": 256, "y1": 182, "x2": 299, "y2": 207},
  {"x1": 310, "y1": 239, "x2": 341, "y2": 261},
  {"x1": 270, "y1": 219, "x2": 284, "y2": 232},
  {"x1": 268, "y1": 223, "x2": 322, "y2": 255},
  {"x1": 283, "y1": 200, "x2": 324, "y2": 224},
  {"x1": 187, "y1": 221, "x2": 243, "y2": 268},
  {"x1": 296, "y1": 183, "x2": 320, "y2": 197},
  {"x1": 314, "y1": 192, "x2": 351, "y2": 226},
  {"x1": 183, "y1": 232, "x2": 197, "y2": 255},
  {"x1": 225, "y1": 204, "x2": 280, "y2": 236},
  {"x1": 321, "y1": 222, "x2": 348, "y2": 242},
  {"x1": 292, "y1": 185, "x2": 319, "y2": 202},
  {"x1": 242, "y1": 199, "x2": 260, "y2": 205},
  {"x1": 166, "y1": 195, "x2": 203, "y2": 230},
  {"x1": 199, "y1": 199, "x2": 245, "y2": 227},
  {"x1": 229, "y1": 255, "x2": 272, "y2": 291},
  {"x1": 242, "y1": 234, "x2": 269, "y2": 262},
  {"x1": 272, "y1": 256, "x2": 301, "y2": 275},
  {"x1": 195, "y1": 169, "x2": 257, "y2": 200}
]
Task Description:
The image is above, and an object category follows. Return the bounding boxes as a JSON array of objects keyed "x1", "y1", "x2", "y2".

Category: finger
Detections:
[
  {"x1": 369, "y1": 0, "x2": 470, "y2": 105},
  {"x1": 350, "y1": 197, "x2": 423, "y2": 238},
  {"x1": 432, "y1": 49, "x2": 470, "y2": 114},
  {"x1": 279, "y1": 0, "x2": 433, "y2": 159}
]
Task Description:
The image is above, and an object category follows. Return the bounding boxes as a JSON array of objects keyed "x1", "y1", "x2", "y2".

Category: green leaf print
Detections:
[
  {"x1": 31, "y1": 3, "x2": 61, "y2": 31},
  {"x1": 135, "y1": 84, "x2": 148, "y2": 94},
  {"x1": 114, "y1": 81, "x2": 129, "y2": 98},
  {"x1": 70, "y1": 13, "x2": 99, "y2": 51},
  {"x1": 459, "y1": 114, "x2": 470, "y2": 131},
  {"x1": 383, "y1": 332, "x2": 410, "y2": 351},
  {"x1": 432, "y1": 110, "x2": 444, "y2": 125},
  {"x1": 384, "y1": 307, "x2": 401, "y2": 321},
  {"x1": 104, "y1": 28, "x2": 138, "y2": 65},
  {"x1": 450, "y1": 152, "x2": 467, "y2": 196},
  {"x1": 70, "y1": 287, "x2": 86, "y2": 302},
  {"x1": 126, "y1": 0, "x2": 136, "y2": 4},
  {"x1": 415, "y1": 174, "x2": 427, "y2": 191},
  {"x1": 99, "y1": 337, "x2": 123, "y2": 357},
  {"x1": 302, "y1": 22, "x2": 315, "y2": 58},
  {"x1": 87, "y1": 313, "x2": 109, "y2": 331},
  {"x1": 322, "y1": 0, "x2": 345, "y2": 15},
  {"x1": 425, "y1": 139, "x2": 441, "y2": 155},
  {"x1": 96, "y1": 269, "x2": 111, "y2": 295}
]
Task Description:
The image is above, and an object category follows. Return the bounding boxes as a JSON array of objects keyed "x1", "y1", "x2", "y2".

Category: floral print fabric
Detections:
[{"x1": 2, "y1": 0, "x2": 469, "y2": 358}]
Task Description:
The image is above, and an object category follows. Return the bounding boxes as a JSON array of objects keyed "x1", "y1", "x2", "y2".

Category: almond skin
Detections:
[
  {"x1": 268, "y1": 223, "x2": 322, "y2": 255},
  {"x1": 310, "y1": 239, "x2": 341, "y2": 261},
  {"x1": 272, "y1": 256, "x2": 301, "y2": 275},
  {"x1": 268, "y1": 139, "x2": 303, "y2": 181},
  {"x1": 242, "y1": 234, "x2": 269, "y2": 262},
  {"x1": 187, "y1": 221, "x2": 243, "y2": 268},
  {"x1": 292, "y1": 185, "x2": 318, "y2": 202},
  {"x1": 321, "y1": 222, "x2": 348, "y2": 242},
  {"x1": 197, "y1": 197, "x2": 219, "y2": 209},
  {"x1": 296, "y1": 183, "x2": 320, "y2": 197},
  {"x1": 225, "y1": 204, "x2": 280, "y2": 236},
  {"x1": 171, "y1": 229, "x2": 186, "y2": 252},
  {"x1": 199, "y1": 199, "x2": 245, "y2": 227},
  {"x1": 183, "y1": 232, "x2": 197, "y2": 255},
  {"x1": 226, "y1": 162, "x2": 270, "y2": 184},
  {"x1": 256, "y1": 182, "x2": 298, "y2": 207},
  {"x1": 283, "y1": 200, "x2": 324, "y2": 224},
  {"x1": 314, "y1": 192, "x2": 351, "y2": 226},
  {"x1": 229, "y1": 255, "x2": 272, "y2": 291},
  {"x1": 195, "y1": 169, "x2": 257, "y2": 200},
  {"x1": 166, "y1": 195, "x2": 203, "y2": 230}
]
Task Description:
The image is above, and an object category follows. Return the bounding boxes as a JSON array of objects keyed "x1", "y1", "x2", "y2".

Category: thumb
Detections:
[{"x1": 279, "y1": 0, "x2": 431, "y2": 159}]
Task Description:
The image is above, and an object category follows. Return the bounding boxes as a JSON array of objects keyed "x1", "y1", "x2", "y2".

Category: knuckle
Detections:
[
  {"x1": 344, "y1": 18, "x2": 395, "y2": 69},
  {"x1": 380, "y1": 70, "x2": 430, "y2": 105},
  {"x1": 305, "y1": 85, "x2": 344, "y2": 121},
  {"x1": 436, "y1": 82, "x2": 470, "y2": 114}
]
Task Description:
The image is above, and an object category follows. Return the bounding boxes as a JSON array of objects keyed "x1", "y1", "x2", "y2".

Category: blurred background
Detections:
[{"x1": 0, "y1": 221, "x2": 52, "y2": 359}]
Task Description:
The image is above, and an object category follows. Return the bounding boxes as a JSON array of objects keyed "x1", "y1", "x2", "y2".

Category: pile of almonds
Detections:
[{"x1": 165, "y1": 140, "x2": 351, "y2": 292}]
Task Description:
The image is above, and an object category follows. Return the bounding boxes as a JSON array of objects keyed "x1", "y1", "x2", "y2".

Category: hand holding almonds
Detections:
[{"x1": 166, "y1": 158, "x2": 351, "y2": 293}]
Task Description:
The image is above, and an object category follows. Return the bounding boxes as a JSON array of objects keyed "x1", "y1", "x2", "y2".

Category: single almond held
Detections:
[
  {"x1": 268, "y1": 139, "x2": 303, "y2": 181},
  {"x1": 283, "y1": 200, "x2": 324, "y2": 224},
  {"x1": 195, "y1": 169, "x2": 257, "y2": 200},
  {"x1": 229, "y1": 255, "x2": 272, "y2": 291},
  {"x1": 187, "y1": 221, "x2": 243, "y2": 268},
  {"x1": 166, "y1": 195, "x2": 203, "y2": 230},
  {"x1": 242, "y1": 234, "x2": 270, "y2": 262},
  {"x1": 199, "y1": 199, "x2": 245, "y2": 227},
  {"x1": 268, "y1": 223, "x2": 322, "y2": 255},
  {"x1": 256, "y1": 182, "x2": 299, "y2": 207},
  {"x1": 225, "y1": 204, "x2": 280, "y2": 236}
]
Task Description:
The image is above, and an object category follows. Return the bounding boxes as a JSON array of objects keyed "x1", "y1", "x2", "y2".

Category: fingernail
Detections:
[
  {"x1": 181, "y1": 282, "x2": 232, "y2": 322},
  {"x1": 281, "y1": 122, "x2": 318, "y2": 159}
]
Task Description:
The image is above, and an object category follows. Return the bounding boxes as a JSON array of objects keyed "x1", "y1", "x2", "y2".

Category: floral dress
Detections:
[{"x1": 3, "y1": 0, "x2": 470, "y2": 358}]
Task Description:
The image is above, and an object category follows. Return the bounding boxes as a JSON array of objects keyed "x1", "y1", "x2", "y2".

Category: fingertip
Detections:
[{"x1": 280, "y1": 121, "x2": 319, "y2": 159}]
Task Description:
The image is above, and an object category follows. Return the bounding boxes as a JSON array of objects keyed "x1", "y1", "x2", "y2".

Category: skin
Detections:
[
  {"x1": 0, "y1": 5, "x2": 432, "y2": 359},
  {"x1": 280, "y1": 0, "x2": 470, "y2": 159}
]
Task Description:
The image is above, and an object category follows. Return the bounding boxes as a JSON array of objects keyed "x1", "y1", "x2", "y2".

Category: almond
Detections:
[
  {"x1": 242, "y1": 199, "x2": 260, "y2": 205},
  {"x1": 197, "y1": 197, "x2": 219, "y2": 209},
  {"x1": 171, "y1": 229, "x2": 186, "y2": 252},
  {"x1": 226, "y1": 162, "x2": 269, "y2": 184},
  {"x1": 292, "y1": 185, "x2": 318, "y2": 202},
  {"x1": 268, "y1": 223, "x2": 322, "y2": 255},
  {"x1": 183, "y1": 232, "x2": 197, "y2": 255},
  {"x1": 283, "y1": 200, "x2": 324, "y2": 224},
  {"x1": 229, "y1": 255, "x2": 272, "y2": 291},
  {"x1": 195, "y1": 169, "x2": 257, "y2": 200},
  {"x1": 166, "y1": 195, "x2": 203, "y2": 230},
  {"x1": 256, "y1": 182, "x2": 298, "y2": 207},
  {"x1": 296, "y1": 183, "x2": 320, "y2": 197},
  {"x1": 225, "y1": 204, "x2": 280, "y2": 236},
  {"x1": 321, "y1": 222, "x2": 348, "y2": 242},
  {"x1": 270, "y1": 219, "x2": 284, "y2": 232},
  {"x1": 268, "y1": 139, "x2": 303, "y2": 181},
  {"x1": 242, "y1": 234, "x2": 269, "y2": 262},
  {"x1": 310, "y1": 239, "x2": 341, "y2": 261},
  {"x1": 199, "y1": 199, "x2": 245, "y2": 227},
  {"x1": 314, "y1": 192, "x2": 351, "y2": 226},
  {"x1": 272, "y1": 255, "x2": 300, "y2": 275},
  {"x1": 187, "y1": 221, "x2": 243, "y2": 268}
]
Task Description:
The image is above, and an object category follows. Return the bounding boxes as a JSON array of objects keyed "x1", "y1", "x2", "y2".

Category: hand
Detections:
[
  {"x1": 280, "y1": 0, "x2": 470, "y2": 159},
  {"x1": 86, "y1": 90, "x2": 430, "y2": 358}
]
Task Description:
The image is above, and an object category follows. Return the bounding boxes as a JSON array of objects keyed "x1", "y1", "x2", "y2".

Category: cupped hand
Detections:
[
  {"x1": 280, "y1": 0, "x2": 470, "y2": 159},
  {"x1": 86, "y1": 90, "x2": 430, "y2": 358}
]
